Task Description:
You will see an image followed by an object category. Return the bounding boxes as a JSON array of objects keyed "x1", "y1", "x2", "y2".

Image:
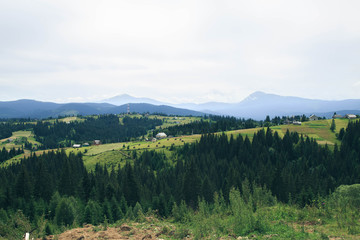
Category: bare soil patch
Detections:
[{"x1": 41, "y1": 222, "x2": 175, "y2": 240}]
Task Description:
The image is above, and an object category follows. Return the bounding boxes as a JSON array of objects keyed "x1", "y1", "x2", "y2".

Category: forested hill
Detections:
[
  {"x1": 154, "y1": 115, "x2": 258, "y2": 136},
  {"x1": 33, "y1": 115, "x2": 163, "y2": 149},
  {"x1": 0, "y1": 100, "x2": 205, "y2": 118},
  {"x1": 1, "y1": 120, "x2": 359, "y2": 236}
]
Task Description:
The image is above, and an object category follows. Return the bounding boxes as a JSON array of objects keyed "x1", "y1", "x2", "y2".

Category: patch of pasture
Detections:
[
  {"x1": 60, "y1": 116, "x2": 84, "y2": 122},
  {"x1": 270, "y1": 119, "x2": 349, "y2": 145},
  {"x1": 0, "y1": 130, "x2": 41, "y2": 150},
  {"x1": 83, "y1": 150, "x2": 128, "y2": 171}
]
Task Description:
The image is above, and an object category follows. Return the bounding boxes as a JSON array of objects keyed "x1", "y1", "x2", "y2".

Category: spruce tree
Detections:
[
  {"x1": 183, "y1": 158, "x2": 201, "y2": 209},
  {"x1": 330, "y1": 119, "x2": 336, "y2": 132}
]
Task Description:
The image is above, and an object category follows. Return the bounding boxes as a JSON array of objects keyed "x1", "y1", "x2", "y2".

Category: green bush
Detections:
[
  {"x1": 133, "y1": 202, "x2": 145, "y2": 222},
  {"x1": 84, "y1": 200, "x2": 103, "y2": 225},
  {"x1": 55, "y1": 198, "x2": 75, "y2": 226},
  {"x1": 172, "y1": 200, "x2": 190, "y2": 223},
  {"x1": 0, "y1": 210, "x2": 31, "y2": 239},
  {"x1": 328, "y1": 184, "x2": 360, "y2": 233}
]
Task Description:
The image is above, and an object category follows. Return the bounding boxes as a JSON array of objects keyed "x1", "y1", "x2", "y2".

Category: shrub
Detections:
[
  {"x1": 0, "y1": 210, "x2": 31, "y2": 239},
  {"x1": 328, "y1": 184, "x2": 360, "y2": 233},
  {"x1": 55, "y1": 198, "x2": 75, "y2": 226}
]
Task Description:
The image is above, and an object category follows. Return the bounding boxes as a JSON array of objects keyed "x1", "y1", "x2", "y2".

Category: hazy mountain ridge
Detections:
[
  {"x1": 1, "y1": 92, "x2": 360, "y2": 119},
  {"x1": 0, "y1": 100, "x2": 204, "y2": 118},
  {"x1": 102, "y1": 92, "x2": 360, "y2": 119},
  {"x1": 103, "y1": 94, "x2": 164, "y2": 106}
]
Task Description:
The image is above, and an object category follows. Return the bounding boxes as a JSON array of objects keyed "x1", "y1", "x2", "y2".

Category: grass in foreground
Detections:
[{"x1": 5, "y1": 184, "x2": 359, "y2": 240}]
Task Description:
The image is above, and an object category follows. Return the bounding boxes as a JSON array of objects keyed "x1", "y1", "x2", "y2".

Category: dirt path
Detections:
[{"x1": 42, "y1": 222, "x2": 174, "y2": 240}]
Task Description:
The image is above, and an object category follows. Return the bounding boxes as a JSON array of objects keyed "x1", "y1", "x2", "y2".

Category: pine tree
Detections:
[
  {"x1": 182, "y1": 157, "x2": 201, "y2": 209},
  {"x1": 330, "y1": 119, "x2": 336, "y2": 132},
  {"x1": 15, "y1": 166, "x2": 33, "y2": 200},
  {"x1": 34, "y1": 160, "x2": 53, "y2": 201},
  {"x1": 122, "y1": 163, "x2": 139, "y2": 206}
]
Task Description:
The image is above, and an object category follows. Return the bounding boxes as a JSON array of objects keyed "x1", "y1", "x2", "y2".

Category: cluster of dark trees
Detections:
[
  {"x1": 0, "y1": 122, "x2": 33, "y2": 139},
  {"x1": 33, "y1": 115, "x2": 163, "y2": 149},
  {"x1": 0, "y1": 147, "x2": 23, "y2": 163},
  {"x1": 154, "y1": 115, "x2": 258, "y2": 136},
  {"x1": 262, "y1": 115, "x2": 327, "y2": 126},
  {"x1": 0, "y1": 124, "x2": 12, "y2": 140},
  {"x1": 1, "y1": 120, "x2": 359, "y2": 230}
]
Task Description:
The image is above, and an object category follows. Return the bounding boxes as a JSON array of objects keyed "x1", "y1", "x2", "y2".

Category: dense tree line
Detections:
[
  {"x1": 0, "y1": 147, "x2": 23, "y2": 163},
  {"x1": 1, "y1": 120, "x2": 360, "y2": 234},
  {"x1": 0, "y1": 124, "x2": 12, "y2": 139},
  {"x1": 33, "y1": 115, "x2": 162, "y2": 149},
  {"x1": 262, "y1": 114, "x2": 319, "y2": 126},
  {"x1": 0, "y1": 122, "x2": 34, "y2": 139},
  {"x1": 154, "y1": 115, "x2": 258, "y2": 136}
]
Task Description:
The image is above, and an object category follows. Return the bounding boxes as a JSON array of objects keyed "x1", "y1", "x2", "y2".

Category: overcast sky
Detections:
[{"x1": 1, "y1": 0, "x2": 360, "y2": 103}]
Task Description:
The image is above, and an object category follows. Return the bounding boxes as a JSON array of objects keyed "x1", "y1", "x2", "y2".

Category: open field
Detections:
[
  {"x1": 66, "y1": 119, "x2": 346, "y2": 170},
  {"x1": 0, "y1": 130, "x2": 41, "y2": 150},
  {"x1": 67, "y1": 134, "x2": 201, "y2": 170},
  {"x1": 43, "y1": 116, "x2": 85, "y2": 123},
  {"x1": 270, "y1": 118, "x2": 351, "y2": 145},
  {"x1": 122, "y1": 114, "x2": 203, "y2": 129}
]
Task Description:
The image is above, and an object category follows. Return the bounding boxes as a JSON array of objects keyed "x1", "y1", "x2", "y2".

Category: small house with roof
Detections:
[
  {"x1": 345, "y1": 114, "x2": 357, "y2": 119},
  {"x1": 309, "y1": 115, "x2": 319, "y2": 121}
]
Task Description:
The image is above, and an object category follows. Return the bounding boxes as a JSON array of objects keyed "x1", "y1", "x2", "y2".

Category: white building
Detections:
[
  {"x1": 156, "y1": 132, "x2": 167, "y2": 139},
  {"x1": 293, "y1": 121, "x2": 302, "y2": 125},
  {"x1": 345, "y1": 114, "x2": 357, "y2": 119}
]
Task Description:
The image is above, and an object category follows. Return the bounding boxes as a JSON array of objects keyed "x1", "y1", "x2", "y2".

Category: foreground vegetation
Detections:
[
  {"x1": 1, "y1": 183, "x2": 359, "y2": 239},
  {"x1": 0, "y1": 114, "x2": 359, "y2": 239},
  {"x1": 0, "y1": 119, "x2": 360, "y2": 239}
]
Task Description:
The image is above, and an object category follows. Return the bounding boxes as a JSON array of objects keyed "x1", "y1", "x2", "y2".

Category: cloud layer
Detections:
[{"x1": 1, "y1": 0, "x2": 360, "y2": 103}]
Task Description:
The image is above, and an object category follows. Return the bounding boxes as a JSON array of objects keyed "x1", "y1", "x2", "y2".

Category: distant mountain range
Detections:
[
  {"x1": 103, "y1": 94, "x2": 164, "y2": 106},
  {"x1": 1, "y1": 92, "x2": 359, "y2": 119},
  {"x1": 102, "y1": 92, "x2": 360, "y2": 119},
  {"x1": 0, "y1": 100, "x2": 204, "y2": 119}
]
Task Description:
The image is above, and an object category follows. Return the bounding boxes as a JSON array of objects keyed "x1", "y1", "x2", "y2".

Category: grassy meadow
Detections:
[
  {"x1": 270, "y1": 118, "x2": 350, "y2": 145},
  {"x1": 0, "y1": 131, "x2": 31, "y2": 149}
]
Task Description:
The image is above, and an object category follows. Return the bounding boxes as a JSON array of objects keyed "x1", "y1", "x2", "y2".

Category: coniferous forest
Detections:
[
  {"x1": 33, "y1": 115, "x2": 163, "y2": 149},
  {"x1": 0, "y1": 119, "x2": 360, "y2": 238},
  {"x1": 153, "y1": 115, "x2": 258, "y2": 136}
]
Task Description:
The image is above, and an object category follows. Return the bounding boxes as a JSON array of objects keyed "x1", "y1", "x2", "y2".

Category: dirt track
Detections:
[{"x1": 43, "y1": 222, "x2": 171, "y2": 240}]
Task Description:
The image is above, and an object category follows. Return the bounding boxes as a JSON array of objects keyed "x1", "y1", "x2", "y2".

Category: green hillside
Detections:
[{"x1": 1, "y1": 118, "x2": 353, "y2": 170}]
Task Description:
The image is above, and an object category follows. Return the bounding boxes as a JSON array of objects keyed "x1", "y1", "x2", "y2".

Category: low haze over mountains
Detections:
[
  {"x1": 102, "y1": 92, "x2": 360, "y2": 119},
  {"x1": 0, "y1": 100, "x2": 204, "y2": 119},
  {"x1": 1, "y1": 92, "x2": 360, "y2": 119}
]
